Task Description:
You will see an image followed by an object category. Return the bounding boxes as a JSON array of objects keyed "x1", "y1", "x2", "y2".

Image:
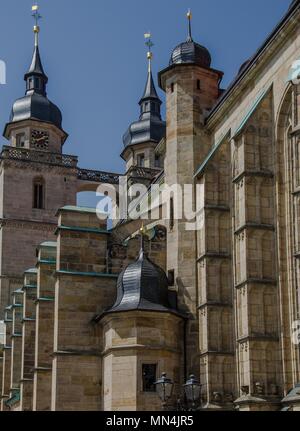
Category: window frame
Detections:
[
  {"x1": 142, "y1": 363, "x2": 158, "y2": 393},
  {"x1": 16, "y1": 133, "x2": 25, "y2": 148},
  {"x1": 33, "y1": 177, "x2": 45, "y2": 210},
  {"x1": 137, "y1": 153, "x2": 145, "y2": 168}
]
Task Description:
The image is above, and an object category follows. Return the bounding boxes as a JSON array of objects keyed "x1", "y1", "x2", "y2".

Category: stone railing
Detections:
[
  {"x1": 0, "y1": 146, "x2": 78, "y2": 168},
  {"x1": 127, "y1": 166, "x2": 162, "y2": 180},
  {"x1": 77, "y1": 168, "x2": 121, "y2": 185}
]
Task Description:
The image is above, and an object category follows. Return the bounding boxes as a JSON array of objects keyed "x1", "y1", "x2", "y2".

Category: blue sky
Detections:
[{"x1": 0, "y1": 0, "x2": 290, "y2": 205}]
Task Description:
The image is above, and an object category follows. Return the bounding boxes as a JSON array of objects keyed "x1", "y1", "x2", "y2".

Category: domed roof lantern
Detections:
[
  {"x1": 122, "y1": 34, "x2": 166, "y2": 153},
  {"x1": 106, "y1": 226, "x2": 180, "y2": 315},
  {"x1": 169, "y1": 10, "x2": 212, "y2": 68},
  {"x1": 3, "y1": 4, "x2": 66, "y2": 139}
]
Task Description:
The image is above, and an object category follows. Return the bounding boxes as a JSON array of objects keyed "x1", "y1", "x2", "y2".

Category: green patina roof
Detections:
[
  {"x1": 56, "y1": 225, "x2": 109, "y2": 235},
  {"x1": 13, "y1": 289, "x2": 24, "y2": 295},
  {"x1": 5, "y1": 390, "x2": 20, "y2": 407},
  {"x1": 194, "y1": 132, "x2": 230, "y2": 178},
  {"x1": 24, "y1": 268, "x2": 38, "y2": 274},
  {"x1": 233, "y1": 84, "x2": 272, "y2": 137},
  {"x1": 194, "y1": 84, "x2": 272, "y2": 178},
  {"x1": 37, "y1": 259, "x2": 56, "y2": 266},
  {"x1": 39, "y1": 241, "x2": 57, "y2": 249},
  {"x1": 57, "y1": 270, "x2": 118, "y2": 279},
  {"x1": 58, "y1": 205, "x2": 102, "y2": 214}
]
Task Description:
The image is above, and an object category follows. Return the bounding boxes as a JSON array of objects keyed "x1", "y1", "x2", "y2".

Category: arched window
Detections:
[{"x1": 33, "y1": 177, "x2": 45, "y2": 209}]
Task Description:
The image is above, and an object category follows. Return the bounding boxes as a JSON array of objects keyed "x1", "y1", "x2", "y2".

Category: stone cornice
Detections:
[
  {"x1": 233, "y1": 170, "x2": 274, "y2": 184},
  {"x1": 199, "y1": 350, "x2": 235, "y2": 358},
  {"x1": 198, "y1": 302, "x2": 233, "y2": 310},
  {"x1": 0, "y1": 218, "x2": 56, "y2": 232},
  {"x1": 234, "y1": 222, "x2": 275, "y2": 236},
  {"x1": 237, "y1": 335, "x2": 279, "y2": 343},
  {"x1": 197, "y1": 252, "x2": 231, "y2": 263},
  {"x1": 235, "y1": 278, "x2": 277, "y2": 289}
]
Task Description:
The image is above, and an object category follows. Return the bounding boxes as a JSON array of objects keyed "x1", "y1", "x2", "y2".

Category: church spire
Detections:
[
  {"x1": 24, "y1": 4, "x2": 48, "y2": 96},
  {"x1": 139, "y1": 33, "x2": 162, "y2": 120}
]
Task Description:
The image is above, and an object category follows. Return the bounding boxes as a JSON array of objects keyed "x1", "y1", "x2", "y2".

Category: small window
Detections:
[
  {"x1": 170, "y1": 197, "x2": 174, "y2": 231},
  {"x1": 197, "y1": 79, "x2": 201, "y2": 90},
  {"x1": 33, "y1": 178, "x2": 45, "y2": 210},
  {"x1": 168, "y1": 270, "x2": 175, "y2": 287},
  {"x1": 171, "y1": 83, "x2": 175, "y2": 93},
  {"x1": 154, "y1": 154, "x2": 161, "y2": 168},
  {"x1": 16, "y1": 133, "x2": 25, "y2": 148},
  {"x1": 142, "y1": 364, "x2": 157, "y2": 392},
  {"x1": 29, "y1": 78, "x2": 34, "y2": 90},
  {"x1": 137, "y1": 154, "x2": 145, "y2": 167}
]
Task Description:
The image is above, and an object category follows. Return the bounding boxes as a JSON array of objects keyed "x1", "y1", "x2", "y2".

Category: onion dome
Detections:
[
  {"x1": 169, "y1": 10, "x2": 211, "y2": 69},
  {"x1": 109, "y1": 249, "x2": 172, "y2": 313},
  {"x1": 107, "y1": 237, "x2": 181, "y2": 314},
  {"x1": 7, "y1": 14, "x2": 63, "y2": 132},
  {"x1": 122, "y1": 40, "x2": 166, "y2": 151}
]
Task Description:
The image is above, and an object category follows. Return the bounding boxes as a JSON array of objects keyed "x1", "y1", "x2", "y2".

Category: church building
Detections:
[{"x1": 1, "y1": 1, "x2": 300, "y2": 411}]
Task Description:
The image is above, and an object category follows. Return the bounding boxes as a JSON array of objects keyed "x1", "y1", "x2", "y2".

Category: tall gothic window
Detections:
[{"x1": 33, "y1": 178, "x2": 45, "y2": 210}]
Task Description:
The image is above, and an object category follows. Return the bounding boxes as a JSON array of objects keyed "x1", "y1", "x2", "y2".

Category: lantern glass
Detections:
[
  {"x1": 155, "y1": 373, "x2": 174, "y2": 403},
  {"x1": 184, "y1": 375, "x2": 201, "y2": 403}
]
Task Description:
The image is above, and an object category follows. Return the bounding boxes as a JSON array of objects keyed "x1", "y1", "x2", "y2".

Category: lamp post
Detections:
[
  {"x1": 155, "y1": 373, "x2": 202, "y2": 411},
  {"x1": 154, "y1": 372, "x2": 174, "y2": 410},
  {"x1": 183, "y1": 375, "x2": 201, "y2": 410}
]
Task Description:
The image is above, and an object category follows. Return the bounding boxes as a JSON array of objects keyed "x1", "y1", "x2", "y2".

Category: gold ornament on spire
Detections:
[
  {"x1": 140, "y1": 222, "x2": 147, "y2": 235},
  {"x1": 144, "y1": 32, "x2": 154, "y2": 73},
  {"x1": 187, "y1": 9, "x2": 193, "y2": 41},
  {"x1": 32, "y1": 3, "x2": 42, "y2": 44}
]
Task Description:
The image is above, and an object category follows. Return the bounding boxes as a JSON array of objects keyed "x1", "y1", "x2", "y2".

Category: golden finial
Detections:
[
  {"x1": 187, "y1": 9, "x2": 193, "y2": 41},
  {"x1": 32, "y1": 3, "x2": 42, "y2": 45},
  {"x1": 144, "y1": 32, "x2": 154, "y2": 73},
  {"x1": 140, "y1": 222, "x2": 147, "y2": 235},
  {"x1": 139, "y1": 222, "x2": 147, "y2": 252}
]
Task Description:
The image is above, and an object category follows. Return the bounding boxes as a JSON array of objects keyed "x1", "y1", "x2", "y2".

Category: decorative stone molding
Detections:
[
  {"x1": 77, "y1": 168, "x2": 120, "y2": 185},
  {"x1": 0, "y1": 219, "x2": 56, "y2": 232},
  {"x1": 0, "y1": 146, "x2": 78, "y2": 168}
]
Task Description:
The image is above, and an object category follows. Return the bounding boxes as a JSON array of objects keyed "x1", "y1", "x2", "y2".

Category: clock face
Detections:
[{"x1": 31, "y1": 130, "x2": 49, "y2": 149}]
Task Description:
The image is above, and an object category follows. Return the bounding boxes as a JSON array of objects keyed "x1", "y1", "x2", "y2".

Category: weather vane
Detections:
[
  {"x1": 32, "y1": 3, "x2": 42, "y2": 43},
  {"x1": 144, "y1": 32, "x2": 154, "y2": 72},
  {"x1": 187, "y1": 9, "x2": 193, "y2": 42}
]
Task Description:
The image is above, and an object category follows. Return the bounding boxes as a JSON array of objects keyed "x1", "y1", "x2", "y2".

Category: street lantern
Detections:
[
  {"x1": 183, "y1": 375, "x2": 201, "y2": 406},
  {"x1": 154, "y1": 372, "x2": 174, "y2": 404}
]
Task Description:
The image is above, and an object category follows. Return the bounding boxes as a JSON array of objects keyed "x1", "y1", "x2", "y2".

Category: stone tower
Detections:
[
  {"x1": 158, "y1": 12, "x2": 223, "y2": 374},
  {"x1": 0, "y1": 20, "x2": 77, "y2": 317},
  {"x1": 98, "y1": 240, "x2": 184, "y2": 411}
]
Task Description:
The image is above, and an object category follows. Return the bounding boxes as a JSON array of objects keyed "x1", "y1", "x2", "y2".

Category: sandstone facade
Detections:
[{"x1": 1, "y1": 1, "x2": 300, "y2": 412}]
